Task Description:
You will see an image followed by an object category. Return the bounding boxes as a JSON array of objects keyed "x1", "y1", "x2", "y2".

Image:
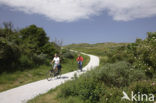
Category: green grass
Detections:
[
  {"x1": 64, "y1": 43, "x2": 129, "y2": 56},
  {"x1": 0, "y1": 65, "x2": 50, "y2": 92},
  {"x1": 65, "y1": 43, "x2": 130, "y2": 65},
  {"x1": 28, "y1": 87, "x2": 60, "y2": 103},
  {"x1": 0, "y1": 53, "x2": 89, "y2": 92}
]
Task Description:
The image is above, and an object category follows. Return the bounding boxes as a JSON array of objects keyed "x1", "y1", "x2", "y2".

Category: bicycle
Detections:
[{"x1": 47, "y1": 64, "x2": 62, "y2": 81}]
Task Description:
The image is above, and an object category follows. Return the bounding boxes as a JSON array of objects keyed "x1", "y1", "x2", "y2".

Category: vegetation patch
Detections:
[{"x1": 29, "y1": 32, "x2": 156, "y2": 103}]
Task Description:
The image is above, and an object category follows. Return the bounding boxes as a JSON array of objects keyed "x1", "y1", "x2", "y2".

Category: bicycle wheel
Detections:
[{"x1": 47, "y1": 70, "x2": 54, "y2": 81}]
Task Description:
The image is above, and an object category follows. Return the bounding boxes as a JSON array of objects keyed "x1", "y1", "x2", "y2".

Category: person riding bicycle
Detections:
[
  {"x1": 51, "y1": 53, "x2": 61, "y2": 74},
  {"x1": 76, "y1": 54, "x2": 83, "y2": 71}
]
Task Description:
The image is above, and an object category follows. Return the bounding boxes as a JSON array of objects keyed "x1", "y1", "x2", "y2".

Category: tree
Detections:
[
  {"x1": 0, "y1": 23, "x2": 60, "y2": 73},
  {"x1": 20, "y1": 25, "x2": 49, "y2": 54}
]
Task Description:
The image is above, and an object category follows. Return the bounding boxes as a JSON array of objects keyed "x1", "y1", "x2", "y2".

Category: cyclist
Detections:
[
  {"x1": 51, "y1": 53, "x2": 61, "y2": 74},
  {"x1": 76, "y1": 54, "x2": 84, "y2": 71}
]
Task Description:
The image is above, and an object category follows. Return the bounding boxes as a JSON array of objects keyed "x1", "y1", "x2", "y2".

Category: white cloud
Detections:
[{"x1": 0, "y1": 0, "x2": 156, "y2": 22}]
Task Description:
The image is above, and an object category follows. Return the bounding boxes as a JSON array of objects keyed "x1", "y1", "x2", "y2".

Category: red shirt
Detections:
[{"x1": 76, "y1": 56, "x2": 83, "y2": 61}]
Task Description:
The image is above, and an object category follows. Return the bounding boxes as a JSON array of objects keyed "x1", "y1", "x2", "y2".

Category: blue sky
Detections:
[{"x1": 0, "y1": 0, "x2": 156, "y2": 45}]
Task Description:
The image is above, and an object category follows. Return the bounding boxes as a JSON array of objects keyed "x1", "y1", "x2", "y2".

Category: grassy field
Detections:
[
  {"x1": 64, "y1": 43, "x2": 129, "y2": 55},
  {"x1": 65, "y1": 43, "x2": 129, "y2": 65},
  {"x1": 0, "y1": 51, "x2": 89, "y2": 92}
]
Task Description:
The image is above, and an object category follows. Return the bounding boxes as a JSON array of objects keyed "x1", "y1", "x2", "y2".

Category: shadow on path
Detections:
[{"x1": 53, "y1": 76, "x2": 69, "y2": 80}]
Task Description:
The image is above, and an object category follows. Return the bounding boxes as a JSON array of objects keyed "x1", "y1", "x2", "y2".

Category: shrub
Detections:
[
  {"x1": 32, "y1": 53, "x2": 49, "y2": 65},
  {"x1": 60, "y1": 96, "x2": 85, "y2": 103},
  {"x1": 62, "y1": 50, "x2": 76, "y2": 59},
  {"x1": 58, "y1": 72, "x2": 103, "y2": 103},
  {"x1": 18, "y1": 55, "x2": 33, "y2": 68},
  {"x1": 58, "y1": 61, "x2": 148, "y2": 103},
  {"x1": 96, "y1": 61, "x2": 147, "y2": 87},
  {"x1": 129, "y1": 81, "x2": 156, "y2": 95},
  {"x1": 128, "y1": 32, "x2": 156, "y2": 78},
  {"x1": 98, "y1": 87, "x2": 124, "y2": 103}
]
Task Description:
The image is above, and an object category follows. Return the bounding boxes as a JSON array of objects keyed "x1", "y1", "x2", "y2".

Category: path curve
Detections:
[{"x1": 0, "y1": 52, "x2": 99, "y2": 103}]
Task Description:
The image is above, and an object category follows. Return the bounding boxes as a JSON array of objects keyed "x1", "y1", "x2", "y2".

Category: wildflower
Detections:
[
  {"x1": 151, "y1": 83, "x2": 155, "y2": 86},
  {"x1": 148, "y1": 68, "x2": 151, "y2": 70}
]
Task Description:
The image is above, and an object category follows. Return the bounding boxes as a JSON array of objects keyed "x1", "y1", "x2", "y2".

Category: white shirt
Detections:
[{"x1": 53, "y1": 57, "x2": 60, "y2": 64}]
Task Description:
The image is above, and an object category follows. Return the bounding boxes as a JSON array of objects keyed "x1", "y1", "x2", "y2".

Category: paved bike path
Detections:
[{"x1": 0, "y1": 53, "x2": 99, "y2": 103}]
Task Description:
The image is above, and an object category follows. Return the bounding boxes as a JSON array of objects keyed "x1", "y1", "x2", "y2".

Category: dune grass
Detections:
[{"x1": 0, "y1": 53, "x2": 89, "y2": 92}]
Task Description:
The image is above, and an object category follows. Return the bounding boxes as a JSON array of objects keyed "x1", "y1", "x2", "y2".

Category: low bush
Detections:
[
  {"x1": 129, "y1": 81, "x2": 156, "y2": 96},
  {"x1": 57, "y1": 61, "x2": 148, "y2": 103},
  {"x1": 60, "y1": 96, "x2": 85, "y2": 103},
  {"x1": 62, "y1": 49, "x2": 77, "y2": 59},
  {"x1": 32, "y1": 53, "x2": 49, "y2": 65},
  {"x1": 127, "y1": 32, "x2": 156, "y2": 78},
  {"x1": 96, "y1": 61, "x2": 147, "y2": 87},
  {"x1": 18, "y1": 55, "x2": 33, "y2": 68}
]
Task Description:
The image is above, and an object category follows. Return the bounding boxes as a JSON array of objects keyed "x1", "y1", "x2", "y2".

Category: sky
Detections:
[{"x1": 0, "y1": 0, "x2": 156, "y2": 45}]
